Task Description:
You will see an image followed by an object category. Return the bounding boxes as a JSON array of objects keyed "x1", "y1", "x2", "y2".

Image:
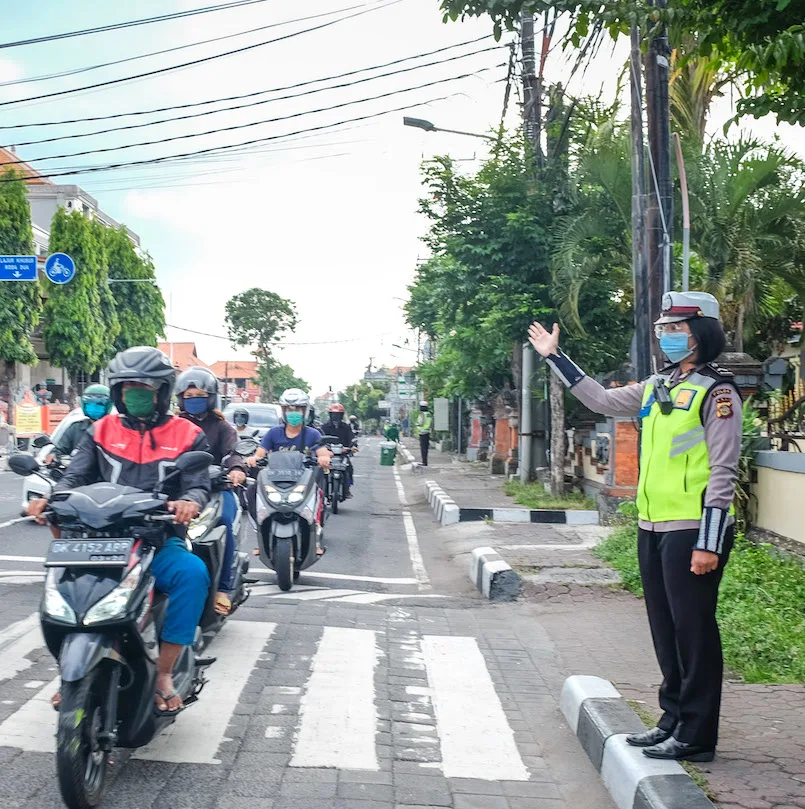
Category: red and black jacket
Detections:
[{"x1": 54, "y1": 413, "x2": 211, "y2": 508}]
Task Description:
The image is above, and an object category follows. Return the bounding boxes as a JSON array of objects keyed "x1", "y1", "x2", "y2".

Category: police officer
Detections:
[
  {"x1": 415, "y1": 402, "x2": 433, "y2": 466},
  {"x1": 528, "y1": 292, "x2": 741, "y2": 762}
]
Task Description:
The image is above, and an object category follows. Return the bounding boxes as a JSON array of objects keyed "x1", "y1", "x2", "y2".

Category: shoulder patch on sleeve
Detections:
[{"x1": 714, "y1": 398, "x2": 734, "y2": 419}]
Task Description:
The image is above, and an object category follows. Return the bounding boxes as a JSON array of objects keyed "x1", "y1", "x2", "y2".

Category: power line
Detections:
[
  {"x1": 166, "y1": 323, "x2": 398, "y2": 346},
  {"x1": 11, "y1": 66, "x2": 500, "y2": 167},
  {"x1": 1, "y1": 35, "x2": 493, "y2": 130},
  {"x1": 0, "y1": 3, "x2": 371, "y2": 88},
  {"x1": 0, "y1": 0, "x2": 273, "y2": 50},
  {"x1": 8, "y1": 45, "x2": 501, "y2": 149},
  {"x1": 0, "y1": 1, "x2": 400, "y2": 109},
  {"x1": 0, "y1": 93, "x2": 466, "y2": 182}
]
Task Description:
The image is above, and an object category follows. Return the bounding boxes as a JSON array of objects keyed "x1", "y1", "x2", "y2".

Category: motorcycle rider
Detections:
[
  {"x1": 246, "y1": 389, "x2": 330, "y2": 553},
  {"x1": 45, "y1": 383, "x2": 112, "y2": 463},
  {"x1": 175, "y1": 367, "x2": 246, "y2": 617},
  {"x1": 28, "y1": 347, "x2": 211, "y2": 716},
  {"x1": 233, "y1": 407, "x2": 259, "y2": 438},
  {"x1": 319, "y1": 403, "x2": 357, "y2": 497},
  {"x1": 349, "y1": 414, "x2": 360, "y2": 437}
]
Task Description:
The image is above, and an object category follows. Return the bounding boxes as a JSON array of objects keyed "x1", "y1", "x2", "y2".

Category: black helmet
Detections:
[
  {"x1": 107, "y1": 346, "x2": 176, "y2": 418},
  {"x1": 175, "y1": 366, "x2": 219, "y2": 413},
  {"x1": 233, "y1": 407, "x2": 249, "y2": 426}
]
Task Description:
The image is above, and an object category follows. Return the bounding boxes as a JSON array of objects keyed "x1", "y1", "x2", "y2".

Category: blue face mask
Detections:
[
  {"x1": 83, "y1": 402, "x2": 108, "y2": 421},
  {"x1": 184, "y1": 397, "x2": 209, "y2": 416},
  {"x1": 285, "y1": 411, "x2": 304, "y2": 427},
  {"x1": 659, "y1": 332, "x2": 693, "y2": 364}
]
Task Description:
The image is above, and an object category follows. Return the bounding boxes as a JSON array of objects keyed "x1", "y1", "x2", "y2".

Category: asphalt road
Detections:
[{"x1": 0, "y1": 438, "x2": 612, "y2": 809}]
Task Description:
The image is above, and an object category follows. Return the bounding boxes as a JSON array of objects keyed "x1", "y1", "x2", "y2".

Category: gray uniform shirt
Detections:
[{"x1": 570, "y1": 368, "x2": 741, "y2": 533}]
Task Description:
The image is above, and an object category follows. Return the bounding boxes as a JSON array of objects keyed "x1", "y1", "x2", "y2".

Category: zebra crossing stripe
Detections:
[
  {"x1": 290, "y1": 627, "x2": 380, "y2": 770},
  {"x1": 0, "y1": 613, "x2": 43, "y2": 683},
  {"x1": 422, "y1": 635, "x2": 530, "y2": 781},
  {"x1": 0, "y1": 675, "x2": 59, "y2": 751},
  {"x1": 134, "y1": 620, "x2": 276, "y2": 764}
]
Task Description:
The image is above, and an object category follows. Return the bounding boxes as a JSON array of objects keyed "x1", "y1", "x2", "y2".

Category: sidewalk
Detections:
[{"x1": 407, "y1": 448, "x2": 805, "y2": 809}]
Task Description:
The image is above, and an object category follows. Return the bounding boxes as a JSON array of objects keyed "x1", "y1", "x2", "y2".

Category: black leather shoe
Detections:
[
  {"x1": 626, "y1": 726, "x2": 672, "y2": 747},
  {"x1": 642, "y1": 737, "x2": 715, "y2": 762}
]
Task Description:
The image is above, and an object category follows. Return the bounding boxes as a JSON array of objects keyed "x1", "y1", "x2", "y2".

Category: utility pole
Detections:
[
  {"x1": 644, "y1": 0, "x2": 673, "y2": 332},
  {"x1": 520, "y1": 12, "x2": 542, "y2": 166},
  {"x1": 630, "y1": 27, "x2": 651, "y2": 381}
]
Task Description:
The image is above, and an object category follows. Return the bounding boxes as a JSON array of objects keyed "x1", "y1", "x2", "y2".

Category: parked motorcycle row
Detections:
[{"x1": 5, "y1": 430, "x2": 360, "y2": 809}]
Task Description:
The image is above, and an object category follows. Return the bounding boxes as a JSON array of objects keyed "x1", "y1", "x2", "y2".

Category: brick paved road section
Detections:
[
  {"x1": 533, "y1": 590, "x2": 805, "y2": 809},
  {"x1": 0, "y1": 600, "x2": 615, "y2": 809}
]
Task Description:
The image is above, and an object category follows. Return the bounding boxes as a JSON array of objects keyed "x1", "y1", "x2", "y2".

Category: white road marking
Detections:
[
  {"x1": 251, "y1": 588, "x2": 365, "y2": 602},
  {"x1": 392, "y1": 466, "x2": 430, "y2": 590},
  {"x1": 0, "y1": 676, "x2": 59, "y2": 751},
  {"x1": 422, "y1": 635, "x2": 530, "y2": 781},
  {"x1": 134, "y1": 620, "x2": 276, "y2": 764},
  {"x1": 290, "y1": 627, "x2": 379, "y2": 770},
  {"x1": 335, "y1": 593, "x2": 448, "y2": 605},
  {"x1": 250, "y1": 569, "x2": 420, "y2": 586},
  {"x1": 0, "y1": 613, "x2": 44, "y2": 683},
  {"x1": 0, "y1": 516, "x2": 35, "y2": 531},
  {"x1": 0, "y1": 555, "x2": 45, "y2": 563}
]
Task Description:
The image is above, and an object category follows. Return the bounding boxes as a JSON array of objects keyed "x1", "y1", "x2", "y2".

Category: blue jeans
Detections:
[
  {"x1": 152, "y1": 537, "x2": 210, "y2": 646},
  {"x1": 219, "y1": 490, "x2": 238, "y2": 593}
]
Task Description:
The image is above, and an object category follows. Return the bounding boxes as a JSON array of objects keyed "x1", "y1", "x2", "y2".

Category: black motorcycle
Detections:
[
  {"x1": 321, "y1": 435, "x2": 351, "y2": 515},
  {"x1": 9, "y1": 451, "x2": 217, "y2": 809}
]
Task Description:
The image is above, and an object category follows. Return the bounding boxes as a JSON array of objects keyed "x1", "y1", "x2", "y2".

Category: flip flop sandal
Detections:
[
  {"x1": 214, "y1": 593, "x2": 232, "y2": 616},
  {"x1": 154, "y1": 690, "x2": 185, "y2": 717}
]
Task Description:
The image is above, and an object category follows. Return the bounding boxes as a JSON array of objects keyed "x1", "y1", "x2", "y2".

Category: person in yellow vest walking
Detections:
[
  {"x1": 528, "y1": 292, "x2": 741, "y2": 763},
  {"x1": 415, "y1": 401, "x2": 433, "y2": 466}
]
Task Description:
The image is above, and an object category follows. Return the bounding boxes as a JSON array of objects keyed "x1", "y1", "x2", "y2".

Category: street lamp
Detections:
[{"x1": 403, "y1": 116, "x2": 495, "y2": 143}]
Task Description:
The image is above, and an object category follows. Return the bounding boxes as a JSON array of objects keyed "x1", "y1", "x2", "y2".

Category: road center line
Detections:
[{"x1": 248, "y1": 569, "x2": 420, "y2": 586}]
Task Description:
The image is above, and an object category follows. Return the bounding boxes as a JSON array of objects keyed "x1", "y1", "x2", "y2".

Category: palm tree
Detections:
[{"x1": 687, "y1": 138, "x2": 805, "y2": 351}]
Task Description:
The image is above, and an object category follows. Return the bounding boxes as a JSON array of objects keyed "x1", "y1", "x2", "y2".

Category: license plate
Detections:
[{"x1": 46, "y1": 539, "x2": 134, "y2": 568}]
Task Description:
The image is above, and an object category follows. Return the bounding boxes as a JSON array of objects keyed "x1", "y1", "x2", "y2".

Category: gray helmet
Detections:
[
  {"x1": 107, "y1": 346, "x2": 175, "y2": 418},
  {"x1": 175, "y1": 366, "x2": 219, "y2": 413},
  {"x1": 279, "y1": 388, "x2": 310, "y2": 424}
]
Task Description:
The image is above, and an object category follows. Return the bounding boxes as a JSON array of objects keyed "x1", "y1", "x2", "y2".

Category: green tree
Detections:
[
  {"x1": 43, "y1": 209, "x2": 120, "y2": 383},
  {"x1": 340, "y1": 380, "x2": 391, "y2": 424},
  {"x1": 438, "y1": 1, "x2": 805, "y2": 125},
  {"x1": 257, "y1": 358, "x2": 308, "y2": 401},
  {"x1": 106, "y1": 227, "x2": 165, "y2": 352},
  {"x1": 0, "y1": 169, "x2": 42, "y2": 379},
  {"x1": 224, "y1": 288, "x2": 298, "y2": 400}
]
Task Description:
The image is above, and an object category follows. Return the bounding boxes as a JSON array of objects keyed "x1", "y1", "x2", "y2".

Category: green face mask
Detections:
[
  {"x1": 123, "y1": 388, "x2": 156, "y2": 419},
  {"x1": 285, "y1": 411, "x2": 304, "y2": 427}
]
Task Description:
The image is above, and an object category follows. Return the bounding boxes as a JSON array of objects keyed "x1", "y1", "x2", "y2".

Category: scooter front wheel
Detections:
[
  {"x1": 56, "y1": 669, "x2": 109, "y2": 809},
  {"x1": 331, "y1": 482, "x2": 340, "y2": 514},
  {"x1": 274, "y1": 537, "x2": 294, "y2": 592}
]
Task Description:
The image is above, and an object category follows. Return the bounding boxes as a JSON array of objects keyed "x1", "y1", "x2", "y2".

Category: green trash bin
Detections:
[{"x1": 380, "y1": 441, "x2": 398, "y2": 466}]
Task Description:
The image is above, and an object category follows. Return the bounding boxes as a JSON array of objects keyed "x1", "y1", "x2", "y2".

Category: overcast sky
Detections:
[{"x1": 1, "y1": 1, "x2": 803, "y2": 396}]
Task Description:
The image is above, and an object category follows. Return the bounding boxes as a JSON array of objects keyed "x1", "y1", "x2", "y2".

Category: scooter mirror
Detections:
[
  {"x1": 175, "y1": 451, "x2": 214, "y2": 474},
  {"x1": 31, "y1": 435, "x2": 51, "y2": 449},
  {"x1": 9, "y1": 454, "x2": 40, "y2": 477}
]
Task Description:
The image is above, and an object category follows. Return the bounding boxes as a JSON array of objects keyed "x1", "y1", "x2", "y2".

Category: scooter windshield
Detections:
[{"x1": 265, "y1": 451, "x2": 306, "y2": 482}]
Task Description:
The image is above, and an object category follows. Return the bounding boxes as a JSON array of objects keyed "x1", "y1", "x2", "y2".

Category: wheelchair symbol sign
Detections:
[{"x1": 44, "y1": 253, "x2": 76, "y2": 284}]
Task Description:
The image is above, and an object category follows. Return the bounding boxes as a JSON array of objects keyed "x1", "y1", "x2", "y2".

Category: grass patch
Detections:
[
  {"x1": 596, "y1": 522, "x2": 805, "y2": 684},
  {"x1": 503, "y1": 480, "x2": 596, "y2": 510},
  {"x1": 626, "y1": 700, "x2": 714, "y2": 799}
]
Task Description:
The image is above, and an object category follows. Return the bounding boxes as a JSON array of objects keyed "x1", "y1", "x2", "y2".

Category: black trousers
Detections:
[
  {"x1": 418, "y1": 432, "x2": 430, "y2": 466},
  {"x1": 638, "y1": 525, "x2": 734, "y2": 748}
]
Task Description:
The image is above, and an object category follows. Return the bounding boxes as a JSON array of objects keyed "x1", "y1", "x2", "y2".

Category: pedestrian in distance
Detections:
[
  {"x1": 415, "y1": 401, "x2": 432, "y2": 466},
  {"x1": 528, "y1": 291, "x2": 741, "y2": 763}
]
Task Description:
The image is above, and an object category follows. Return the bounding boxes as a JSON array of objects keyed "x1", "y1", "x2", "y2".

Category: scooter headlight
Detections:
[
  {"x1": 268, "y1": 492, "x2": 282, "y2": 504},
  {"x1": 287, "y1": 492, "x2": 304, "y2": 504},
  {"x1": 84, "y1": 564, "x2": 143, "y2": 625},
  {"x1": 44, "y1": 571, "x2": 77, "y2": 624}
]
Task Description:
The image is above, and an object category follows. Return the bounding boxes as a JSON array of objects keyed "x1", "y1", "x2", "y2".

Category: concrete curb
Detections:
[
  {"x1": 422, "y1": 482, "x2": 598, "y2": 525},
  {"x1": 469, "y1": 546, "x2": 521, "y2": 601},
  {"x1": 424, "y1": 481, "x2": 460, "y2": 526},
  {"x1": 560, "y1": 675, "x2": 715, "y2": 809}
]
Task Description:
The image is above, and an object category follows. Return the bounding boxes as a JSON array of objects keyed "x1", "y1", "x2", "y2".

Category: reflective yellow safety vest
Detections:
[{"x1": 636, "y1": 367, "x2": 736, "y2": 523}]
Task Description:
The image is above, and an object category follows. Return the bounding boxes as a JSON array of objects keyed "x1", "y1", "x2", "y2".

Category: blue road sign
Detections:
[
  {"x1": 0, "y1": 255, "x2": 37, "y2": 281},
  {"x1": 45, "y1": 252, "x2": 76, "y2": 285}
]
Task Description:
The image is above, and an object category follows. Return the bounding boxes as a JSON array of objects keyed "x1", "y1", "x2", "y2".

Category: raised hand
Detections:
[{"x1": 527, "y1": 321, "x2": 560, "y2": 358}]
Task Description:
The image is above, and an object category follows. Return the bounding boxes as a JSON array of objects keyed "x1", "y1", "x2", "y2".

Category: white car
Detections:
[
  {"x1": 222, "y1": 403, "x2": 282, "y2": 442},
  {"x1": 19, "y1": 408, "x2": 87, "y2": 514}
]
